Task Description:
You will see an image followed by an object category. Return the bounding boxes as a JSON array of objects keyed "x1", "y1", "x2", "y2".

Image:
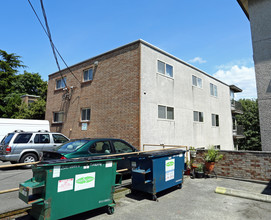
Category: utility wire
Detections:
[{"x1": 27, "y1": 0, "x2": 81, "y2": 84}]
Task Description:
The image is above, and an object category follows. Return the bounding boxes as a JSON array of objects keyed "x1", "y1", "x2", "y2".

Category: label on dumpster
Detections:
[
  {"x1": 53, "y1": 166, "x2": 61, "y2": 178},
  {"x1": 75, "y1": 172, "x2": 95, "y2": 191},
  {"x1": 106, "y1": 161, "x2": 112, "y2": 168},
  {"x1": 58, "y1": 178, "x2": 74, "y2": 192},
  {"x1": 165, "y1": 159, "x2": 175, "y2": 181}
]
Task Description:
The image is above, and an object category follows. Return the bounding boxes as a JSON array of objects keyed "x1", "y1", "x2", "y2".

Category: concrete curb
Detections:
[{"x1": 215, "y1": 187, "x2": 271, "y2": 203}]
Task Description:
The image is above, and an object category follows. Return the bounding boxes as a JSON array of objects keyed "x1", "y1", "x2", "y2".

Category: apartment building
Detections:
[{"x1": 45, "y1": 40, "x2": 241, "y2": 150}]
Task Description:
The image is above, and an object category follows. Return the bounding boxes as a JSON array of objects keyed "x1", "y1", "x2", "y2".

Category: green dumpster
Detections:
[{"x1": 19, "y1": 157, "x2": 121, "y2": 220}]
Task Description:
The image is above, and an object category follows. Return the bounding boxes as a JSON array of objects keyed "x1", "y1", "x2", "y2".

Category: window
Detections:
[
  {"x1": 212, "y1": 114, "x2": 219, "y2": 127},
  {"x1": 192, "y1": 75, "x2": 202, "y2": 88},
  {"x1": 13, "y1": 133, "x2": 32, "y2": 144},
  {"x1": 58, "y1": 140, "x2": 88, "y2": 153},
  {"x1": 53, "y1": 134, "x2": 69, "y2": 143},
  {"x1": 53, "y1": 112, "x2": 64, "y2": 123},
  {"x1": 34, "y1": 134, "x2": 50, "y2": 143},
  {"x1": 193, "y1": 111, "x2": 204, "y2": 122},
  {"x1": 83, "y1": 68, "x2": 93, "y2": 82},
  {"x1": 157, "y1": 60, "x2": 173, "y2": 78},
  {"x1": 214, "y1": 145, "x2": 220, "y2": 150},
  {"x1": 210, "y1": 83, "x2": 218, "y2": 97},
  {"x1": 112, "y1": 141, "x2": 134, "y2": 153},
  {"x1": 56, "y1": 77, "x2": 66, "y2": 89},
  {"x1": 81, "y1": 108, "x2": 90, "y2": 121},
  {"x1": 89, "y1": 141, "x2": 112, "y2": 154},
  {"x1": 158, "y1": 105, "x2": 174, "y2": 120}
]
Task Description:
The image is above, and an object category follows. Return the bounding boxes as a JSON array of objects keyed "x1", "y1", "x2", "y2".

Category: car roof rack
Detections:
[
  {"x1": 14, "y1": 130, "x2": 24, "y2": 132},
  {"x1": 38, "y1": 130, "x2": 49, "y2": 132}
]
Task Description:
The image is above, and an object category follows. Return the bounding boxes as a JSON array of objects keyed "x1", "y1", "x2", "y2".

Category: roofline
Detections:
[
  {"x1": 21, "y1": 94, "x2": 40, "y2": 98},
  {"x1": 237, "y1": 0, "x2": 249, "y2": 20},
  {"x1": 230, "y1": 85, "x2": 243, "y2": 93},
  {"x1": 49, "y1": 39, "x2": 232, "y2": 88}
]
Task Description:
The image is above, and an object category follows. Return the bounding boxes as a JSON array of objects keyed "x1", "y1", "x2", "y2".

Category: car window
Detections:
[
  {"x1": 112, "y1": 141, "x2": 134, "y2": 153},
  {"x1": 53, "y1": 134, "x2": 68, "y2": 143},
  {"x1": 1, "y1": 133, "x2": 14, "y2": 145},
  {"x1": 57, "y1": 140, "x2": 88, "y2": 153},
  {"x1": 34, "y1": 134, "x2": 50, "y2": 144},
  {"x1": 13, "y1": 133, "x2": 32, "y2": 144},
  {"x1": 89, "y1": 141, "x2": 112, "y2": 154}
]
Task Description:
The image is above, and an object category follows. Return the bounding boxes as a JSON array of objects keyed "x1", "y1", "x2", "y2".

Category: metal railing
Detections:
[
  {"x1": 231, "y1": 100, "x2": 243, "y2": 113},
  {"x1": 233, "y1": 125, "x2": 245, "y2": 136}
]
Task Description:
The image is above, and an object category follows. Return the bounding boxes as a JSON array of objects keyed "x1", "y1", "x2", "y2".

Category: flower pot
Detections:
[
  {"x1": 190, "y1": 151, "x2": 196, "y2": 158},
  {"x1": 205, "y1": 162, "x2": 215, "y2": 172},
  {"x1": 195, "y1": 171, "x2": 204, "y2": 178},
  {"x1": 184, "y1": 169, "x2": 191, "y2": 175}
]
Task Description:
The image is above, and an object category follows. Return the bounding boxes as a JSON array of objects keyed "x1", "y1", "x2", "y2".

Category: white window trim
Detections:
[
  {"x1": 192, "y1": 75, "x2": 203, "y2": 89},
  {"x1": 158, "y1": 105, "x2": 175, "y2": 120},
  {"x1": 55, "y1": 77, "x2": 66, "y2": 90},
  {"x1": 193, "y1": 111, "x2": 204, "y2": 123},
  {"x1": 83, "y1": 68, "x2": 93, "y2": 82},
  {"x1": 211, "y1": 114, "x2": 219, "y2": 127},
  {"x1": 53, "y1": 111, "x2": 64, "y2": 124},
  {"x1": 157, "y1": 60, "x2": 174, "y2": 79},
  {"x1": 81, "y1": 108, "x2": 91, "y2": 122},
  {"x1": 210, "y1": 83, "x2": 218, "y2": 97}
]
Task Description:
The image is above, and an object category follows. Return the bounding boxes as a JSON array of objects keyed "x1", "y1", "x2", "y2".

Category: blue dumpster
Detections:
[{"x1": 129, "y1": 149, "x2": 185, "y2": 201}]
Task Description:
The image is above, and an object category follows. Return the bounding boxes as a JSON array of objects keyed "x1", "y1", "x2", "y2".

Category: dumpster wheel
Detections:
[
  {"x1": 107, "y1": 206, "x2": 114, "y2": 215},
  {"x1": 152, "y1": 194, "x2": 158, "y2": 202}
]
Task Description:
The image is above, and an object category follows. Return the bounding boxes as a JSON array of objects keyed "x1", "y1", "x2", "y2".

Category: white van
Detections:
[{"x1": 0, "y1": 118, "x2": 50, "y2": 142}]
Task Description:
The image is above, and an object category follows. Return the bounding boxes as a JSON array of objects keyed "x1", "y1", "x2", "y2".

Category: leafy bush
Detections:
[{"x1": 204, "y1": 146, "x2": 223, "y2": 162}]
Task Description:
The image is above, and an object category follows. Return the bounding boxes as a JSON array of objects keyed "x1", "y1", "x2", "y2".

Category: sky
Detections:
[{"x1": 0, "y1": 0, "x2": 256, "y2": 99}]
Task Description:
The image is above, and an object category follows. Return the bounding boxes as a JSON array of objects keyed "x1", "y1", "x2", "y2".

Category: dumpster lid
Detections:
[
  {"x1": 133, "y1": 149, "x2": 185, "y2": 158},
  {"x1": 38, "y1": 155, "x2": 121, "y2": 166}
]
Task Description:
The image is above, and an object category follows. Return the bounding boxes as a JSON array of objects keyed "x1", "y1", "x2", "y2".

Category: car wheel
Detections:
[{"x1": 20, "y1": 153, "x2": 38, "y2": 168}]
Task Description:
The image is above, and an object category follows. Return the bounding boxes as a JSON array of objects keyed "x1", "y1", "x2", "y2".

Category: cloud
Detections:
[
  {"x1": 213, "y1": 65, "x2": 257, "y2": 99},
  {"x1": 189, "y1": 57, "x2": 207, "y2": 64}
]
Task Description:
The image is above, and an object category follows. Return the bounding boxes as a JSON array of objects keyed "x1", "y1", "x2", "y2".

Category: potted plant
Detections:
[
  {"x1": 190, "y1": 147, "x2": 196, "y2": 158},
  {"x1": 204, "y1": 146, "x2": 223, "y2": 172},
  {"x1": 195, "y1": 164, "x2": 204, "y2": 178}
]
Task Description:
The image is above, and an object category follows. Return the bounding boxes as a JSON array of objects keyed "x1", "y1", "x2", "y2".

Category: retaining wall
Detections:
[{"x1": 194, "y1": 150, "x2": 271, "y2": 182}]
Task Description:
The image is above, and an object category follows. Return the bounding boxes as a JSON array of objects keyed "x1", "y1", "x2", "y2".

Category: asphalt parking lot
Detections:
[{"x1": 2, "y1": 172, "x2": 271, "y2": 220}]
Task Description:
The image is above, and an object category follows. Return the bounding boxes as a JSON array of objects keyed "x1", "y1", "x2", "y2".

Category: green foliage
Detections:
[
  {"x1": 204, "y1": 146, "x2": 223, "y2": 162},
  {"x1": 236, "y1": 99, "x2": 261, "y2": 151},
  {"x1": 195, "y1": 164, "x2": 204, "y2": 172},
  {"x1": 0, "y1": 50, "x2": 47, "y2": 119}
]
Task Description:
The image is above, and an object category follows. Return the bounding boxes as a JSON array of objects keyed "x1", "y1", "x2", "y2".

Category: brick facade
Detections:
[
  {"x1": 194, "y1": 149, "x2": 271, "y2": 182},
  {"x1": 45, "y1": 42, "x2": 141, "y2": 148}
]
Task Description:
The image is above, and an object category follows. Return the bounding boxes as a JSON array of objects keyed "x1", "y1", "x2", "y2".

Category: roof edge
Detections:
[{"x1": 237, "y1": 0, "x2": 250, "y2": 20}]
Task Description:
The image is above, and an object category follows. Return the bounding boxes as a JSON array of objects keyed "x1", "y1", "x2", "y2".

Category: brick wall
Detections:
[
  {"x1": 194, "y1": 150, "x2": 271, "y2": 182},
  {"x1": 45, "y1": 42, "x2": 141, "y2": 148}
]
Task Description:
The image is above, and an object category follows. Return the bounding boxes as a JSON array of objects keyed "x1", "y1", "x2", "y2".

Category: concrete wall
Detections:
[
  {"x1": 140, "y1": 43, "x2": 234, "y2": 150},
  {"x1": 248, "y1": 0, "x2": 271, "y2": 151},
  {"x1": 45, "y1": 42, "x2": 141, "y2": 148},
  {"x1": 194, "y1": 149, "x2": 271, "y2": 182}
]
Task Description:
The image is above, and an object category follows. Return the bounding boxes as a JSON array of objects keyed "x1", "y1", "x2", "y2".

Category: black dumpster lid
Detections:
[
  {"x1": 38, "y1": 155, "x2": 121, "y2": 166},
  {"x1": 133, "y1": 149, "x2": 185, "y2": 158}
]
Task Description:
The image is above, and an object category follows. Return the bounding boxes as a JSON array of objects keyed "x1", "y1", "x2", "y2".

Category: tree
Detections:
[
  {"x1": 0, "y1": 50, "x2": 47, "y2": 119},
  {"x1": 236, "y1": 99, "x2": 261, "y2": 151}
]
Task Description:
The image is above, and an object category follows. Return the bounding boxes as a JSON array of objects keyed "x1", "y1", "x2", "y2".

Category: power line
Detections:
[{"x1": 27, "y1": 0, "x2": 81, "y2": 84}]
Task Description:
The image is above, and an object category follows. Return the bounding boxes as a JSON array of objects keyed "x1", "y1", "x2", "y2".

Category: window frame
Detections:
[
  {"x1": 83, "y1": 68, "x2": 93, "y2": 82},
  {"x1": 193, "y1": 111, "x2": 204, "y2": 122},
  {"x1": 192, "y1": 75, "x2": 202, "y2": 88},
  {"x1": 55, "y1": 77, "x2": 66, "y2": 90},
  {"x1": 53, "y1": 112, "x2": 64, "y2": 123},
  {"x1": 81, "y1": 108, "x2": 91, "y2": 122},
  {"x1": 157, "y1": 60, "x2": 173, "y2": 78},
  {"x1": 211, "y1": 114, "x2": 219, "y2": 127},
  {"x1": 158, "y1": 105, "x2": 174, "y2": 120},
  {"x1": 210, "y1": 83, "x2": 218, "y2": 97}
]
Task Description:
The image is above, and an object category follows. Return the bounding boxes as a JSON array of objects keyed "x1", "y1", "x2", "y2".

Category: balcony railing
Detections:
[
  {"x1": 231, "y1": 100, "x2": 243, "y2": 114},
  {"x1": 233, "y1": 125, "x2": 245, "y2": 138}
]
